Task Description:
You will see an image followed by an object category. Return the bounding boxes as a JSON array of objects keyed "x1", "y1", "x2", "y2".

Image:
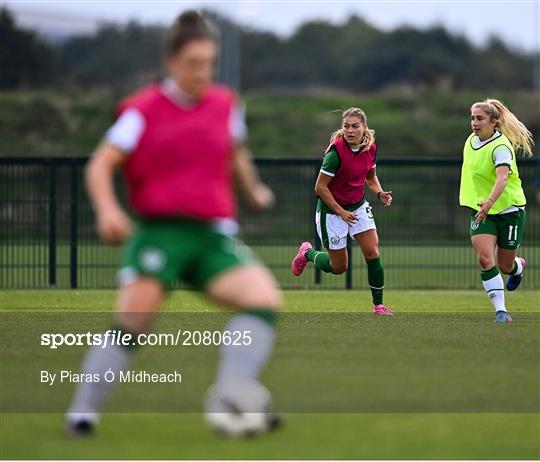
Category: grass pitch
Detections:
[
  {"x1": 3, "y1": 244, "x2": 540, "y2": 290},
  {"x1": 1, "y1": 289, "x2": 539, "y2": 460}
]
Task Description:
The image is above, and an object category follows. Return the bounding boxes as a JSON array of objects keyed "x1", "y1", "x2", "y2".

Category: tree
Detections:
[
  {"x1": 0, "y1": 8, "x2": 57, "y2": 88},
  {"x1": 59, "y1": 21, "x2": 164, "y2": 88}
]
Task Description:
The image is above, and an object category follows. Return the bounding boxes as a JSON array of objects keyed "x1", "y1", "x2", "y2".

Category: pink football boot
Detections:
[
  {"x1": 373, "y1": 304, "x2": 394, "y2": 316},
  {"x1": 292, "y1": 242, "x2": 313, "y2": 276}
]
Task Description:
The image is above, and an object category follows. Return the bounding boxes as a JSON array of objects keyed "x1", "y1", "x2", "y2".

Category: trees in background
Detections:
[
  {"x1": 1, "y1": 7, "x2": 537, "y2": 92},
  {"x1": 0, "y1": 9, "x2": 57, "y2": 88},
  {"x1": 59, "y1": 21, "x2": 164, "y2": 87},
  {"x1": 241, "y1": 18, "x2": 536, "y2": 91}
]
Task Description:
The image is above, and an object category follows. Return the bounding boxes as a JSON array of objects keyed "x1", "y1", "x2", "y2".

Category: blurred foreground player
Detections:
[{"x1": 66, "y1": 10, "x2": 282, "y2": 436}]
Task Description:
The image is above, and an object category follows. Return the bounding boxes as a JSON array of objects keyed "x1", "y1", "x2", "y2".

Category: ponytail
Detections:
[{"x1": 471, "y1": 99, "x2": 534, "y2": 157}]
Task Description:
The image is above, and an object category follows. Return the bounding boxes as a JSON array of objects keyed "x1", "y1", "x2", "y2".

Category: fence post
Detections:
[
  {"x1": 314, "y1": 234, "x2": 321, "y2": 285},
  {"x1": 313, "y1": 165, "x2": 321, "y2": 285},
  {"x1": 48, "y1": 162, "x2": 57, "y2": 286},
  {"x1": 69, "y1": 161, "x2": 78, "y2": 289},
  {"x1": 346, "y1": 237, "x2": 353, "y2": 290}
]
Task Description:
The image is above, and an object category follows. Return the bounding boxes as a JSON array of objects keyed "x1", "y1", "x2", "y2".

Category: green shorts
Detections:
[
  {"x1": 119, "y1": 218, "x2": 256, "y2": 290},
  {"x1": 469, "y1": 209, "x2": 526, "y2": 249}
]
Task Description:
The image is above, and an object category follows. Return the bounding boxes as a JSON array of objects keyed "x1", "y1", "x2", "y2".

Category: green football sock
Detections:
[
  {"x1": 306, "y1": 248, "x2": 334, "y2": 273},
  {"x1": 480, "y1": 266, "x2": 506, "y2": 312},
  {"x1": 481, "y1": 266, "x2": 500, "y2": 281},
  {"x1": 244, "y1": 308, "x2": 278, "y2": 325},
  {"x1": 366, "y1": 256, "x2": 384, "y2": 305}
]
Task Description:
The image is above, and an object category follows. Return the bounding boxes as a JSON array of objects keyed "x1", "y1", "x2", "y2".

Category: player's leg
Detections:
[
  {"x1": 353, "y1": 229, "x2": 391, "y2": 315},
  {"x1": 326, "y1": 248, "x2": 348, "y2": 273},
  {"x1": 65, "y1": 221, "x2": 176, "y2": 435},
  {"x1": 299, "y1": 247, "x2": 348, "y2": 274},
  {"x1": 497, "y1": 248, "x2": 519, "y2": 275},
  {"x1": 499, "y1": 247, "x2": 526, "y2": 290},
  {"x1": 205, "y1": 267, "x2": 282, "y2": 432},
  {"x1": 292, "y1": 210, "x2": 347, "y2": 275},
  {"x1": 496, "y1": 210, "x2": 526, "y2": 291},
  {"x1": 195, "y1": 233, "x2": 282, "y2": 432},
  {"x1": 471, "y1": 233, "x2": 511, "y2": 323},
  {"x1": 350, "y1": 202, "x2": 392, "y2": 315},
  {"x1": 66, "y1": 277, "x2": 165, "y2": 435},
  {"x1": 469, "y1": 211, "x2": 511, "y2": 322},
  {"x1": 205, "y1": 260, "x2": 281, "y2": 388}
]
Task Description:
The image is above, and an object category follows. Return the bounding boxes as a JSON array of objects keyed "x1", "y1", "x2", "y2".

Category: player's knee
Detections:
[
  {"x1": 258, "y1": 286, "x2": 283, "y2": 310},
  {"x1": 499, "y1": 261, "x2": 514, "y2": 274},
  {"x1": 478, "y1": 259, "x2": 493, "y2": 269},
  {"x1": 258, "y1": 271, "x2": 283, "y2": 309},
  {"x1": 363, "y1": 248, "x2": 379, "y2": 260},
  {"x1": 241, "y1": 277, "x2": 283, "y2": 310},
  {"x1": 477, "y1": 254, "x2": 494, "y2": 269},
  {"x1": 332, "y1": 263, "x2": 348, "y2": 274},
  {"x1": 243, "y1": 289, "x2": 282, "y2": 311}
]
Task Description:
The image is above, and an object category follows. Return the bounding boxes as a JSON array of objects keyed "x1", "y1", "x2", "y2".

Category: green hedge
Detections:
[{"x1": 0, "y1": 89, "x2": 538, "y2": 157}]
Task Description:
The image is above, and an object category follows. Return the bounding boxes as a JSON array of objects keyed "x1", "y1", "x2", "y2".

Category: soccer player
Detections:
[
  {"x1": 65, "y1": 11, "x2": 282, "y2": 435},
  {"x1": 291, "y1": 107, "x2": 394, "y2": 316},
  {"x1": 459, "y1": 98, "x2": 534, "y2": 323}
]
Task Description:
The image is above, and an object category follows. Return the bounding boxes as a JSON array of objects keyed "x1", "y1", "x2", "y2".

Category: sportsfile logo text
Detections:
[
  {"x1": 40, "y1": 329, "x2": 252, "y2": 349},
  {"x1": 41, "y1": 330, "x2": 135, "y2": 349}
]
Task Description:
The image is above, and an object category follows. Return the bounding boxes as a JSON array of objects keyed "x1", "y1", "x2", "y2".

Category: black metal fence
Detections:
[{"x1": 1, "y1": 157, "x2": 538, "y2": 289}]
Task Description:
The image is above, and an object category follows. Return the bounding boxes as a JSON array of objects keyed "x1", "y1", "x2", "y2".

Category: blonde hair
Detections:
[
  {"x1": 471, "y1": 98, "x2": 534, "y2": 157},
  {"x1": 328, "y1": 107, "x2": 375, "y2": 152}
]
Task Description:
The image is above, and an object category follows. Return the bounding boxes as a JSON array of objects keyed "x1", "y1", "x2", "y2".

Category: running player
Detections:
[
  {"x1": 65, "y1": 10, "x2": 282, "y2": 435},
  {"x1": 291, "y1": 107, "x2": 394, "y2": 316},
  {"x1": 460, "y1": 98, "x2": 533, "y2": 323}
]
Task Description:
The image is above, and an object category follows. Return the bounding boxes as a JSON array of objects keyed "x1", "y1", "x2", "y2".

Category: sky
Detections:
[{"x1": 3, "y1": 0, "x2": 540, "y2": 52}]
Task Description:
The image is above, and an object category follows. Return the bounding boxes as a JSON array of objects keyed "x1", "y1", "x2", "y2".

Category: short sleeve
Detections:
[
  {"x1": 492, "y1": 145, "x2": 513, "y2": 171},
  {"x1": 320, "y1": 148, "x2": 340, "y2": 177},
  {"x1": 105, "y1": 108, "x2": 146, "y2": 154},
  {"x1": 229, "y1": 103, "x2": 248, "y2": 145}
]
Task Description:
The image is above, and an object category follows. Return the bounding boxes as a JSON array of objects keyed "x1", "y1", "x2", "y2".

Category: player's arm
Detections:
[
  {"x1": 366, "y1": 167, "x2": 392, "y2": 207},
  {"x1": 315, "y1": 172, "x2": 357, "y2": 224},
  {"x1": 86, "y1": 143, "x2": 133, "y2": 245},
  {"x1": 489, "y1": 165, "x2": 510, "y2": 204},
  {"x1": 233, "y1": 145, "x2": 275, "y2": 210},
  {"x1": 476, "y1": 145, "x2": 512, "y2": 222},
  {"x1": 475, "y1": 166, "x2": 509, "y2": 222}
]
